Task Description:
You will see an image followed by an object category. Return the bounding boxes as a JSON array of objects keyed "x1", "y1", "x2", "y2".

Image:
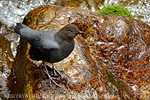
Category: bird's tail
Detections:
[
  {"x1": 14, "y1": 23, "x2": 26, "y2": 35},
  {"x1": 14, "y1": 23, "x2": 39, "y2": 43}
]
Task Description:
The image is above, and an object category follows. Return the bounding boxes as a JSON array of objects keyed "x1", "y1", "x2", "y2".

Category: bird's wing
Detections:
[
  {"x1": 14, "y1": 23, "x2": 42, "y2": 42},
  {"x1": 14, "y1": 23, "x2": 60, "y2": 50},
  {"x1": 38, "y1": 30, "x2": 60, "y2": 50}
]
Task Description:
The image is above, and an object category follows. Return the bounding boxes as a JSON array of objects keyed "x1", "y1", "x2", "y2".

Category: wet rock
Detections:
[{"x1": 9, "y1": 5, "x2": 150, "y2": 100}]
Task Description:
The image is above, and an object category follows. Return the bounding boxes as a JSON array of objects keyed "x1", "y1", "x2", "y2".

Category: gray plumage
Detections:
[{"x1": 14, "y1": 23, "x2": 86, "y2": 63}]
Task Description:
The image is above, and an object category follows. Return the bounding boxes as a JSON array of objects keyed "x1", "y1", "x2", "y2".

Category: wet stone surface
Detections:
[{"x1": 7, "y1": 5, "x2": 150, "y2": 100}]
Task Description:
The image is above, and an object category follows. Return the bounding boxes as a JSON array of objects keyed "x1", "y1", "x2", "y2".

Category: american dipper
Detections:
[{"x1": 14, "y1": 23, "x2": 86, "y2": 87}]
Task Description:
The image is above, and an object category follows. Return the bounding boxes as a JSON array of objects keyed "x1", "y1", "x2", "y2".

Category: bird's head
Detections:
[{"x1": 59, "y1": 24, "x2": 86, "y2": 40}]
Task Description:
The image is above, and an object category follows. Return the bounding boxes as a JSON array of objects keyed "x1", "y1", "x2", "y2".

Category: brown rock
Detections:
[{"x1": 9, "y1": 5, "x2": 150, "y2": 100}]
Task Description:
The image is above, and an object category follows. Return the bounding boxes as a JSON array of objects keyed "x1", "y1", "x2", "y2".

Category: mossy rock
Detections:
[{"x1": 99, "y1": 5, "x2": 134, "y2": 18}]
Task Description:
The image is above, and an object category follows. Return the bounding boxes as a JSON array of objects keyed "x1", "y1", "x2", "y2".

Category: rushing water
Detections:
[{"x1": 0, "y1": 0, "x2": 150, "y2": 99}]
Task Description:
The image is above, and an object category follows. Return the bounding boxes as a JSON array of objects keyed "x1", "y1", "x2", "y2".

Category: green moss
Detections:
[{"x1": 98, "y1": 5, "x2": 134, "y2": 18}]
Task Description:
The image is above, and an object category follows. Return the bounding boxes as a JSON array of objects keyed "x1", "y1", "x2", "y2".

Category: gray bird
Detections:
[{"x1": 14, "y1": 23, "x2": 86, "y2": 87}]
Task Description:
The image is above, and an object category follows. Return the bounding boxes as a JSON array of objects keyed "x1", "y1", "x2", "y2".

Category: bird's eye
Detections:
[{"x1": 68, "y1": 29, "x2": 73, "y2": 32}]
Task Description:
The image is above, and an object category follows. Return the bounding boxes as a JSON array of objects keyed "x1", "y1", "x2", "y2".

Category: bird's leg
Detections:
[
  {"x1": 42, "y1": 61, "x2": 61, "y2": 87},
  {"x1": 52, "y1": 64, "x2": 63, "y2": 77}
]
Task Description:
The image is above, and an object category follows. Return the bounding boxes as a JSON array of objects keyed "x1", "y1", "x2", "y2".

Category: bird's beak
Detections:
[{"x1": 79, "y1": 31, "x2": 87, "y2": 34}]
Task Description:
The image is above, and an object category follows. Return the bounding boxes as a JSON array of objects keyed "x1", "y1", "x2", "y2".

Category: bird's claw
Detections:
[
  {"x1": 43, "y1": 61, "x2": 62, "y2": 88},
  {"x1": 44, "y1": 65, "x2": 61, "y2": 88},
  {"x1": 52, "y1": 64, "x2": 63, "y2": 77}
]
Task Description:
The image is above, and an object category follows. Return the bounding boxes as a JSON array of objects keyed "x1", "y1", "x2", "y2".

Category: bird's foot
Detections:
[
  {"x1": 44, "y1": 64, "x2": 61, "y2": 88},
  {"x1": 42, "y1": 61, "x2": 61, "y2": 88},
  {"x1": 51, "y1": 64, "x2": 63, "y2": 77}
]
